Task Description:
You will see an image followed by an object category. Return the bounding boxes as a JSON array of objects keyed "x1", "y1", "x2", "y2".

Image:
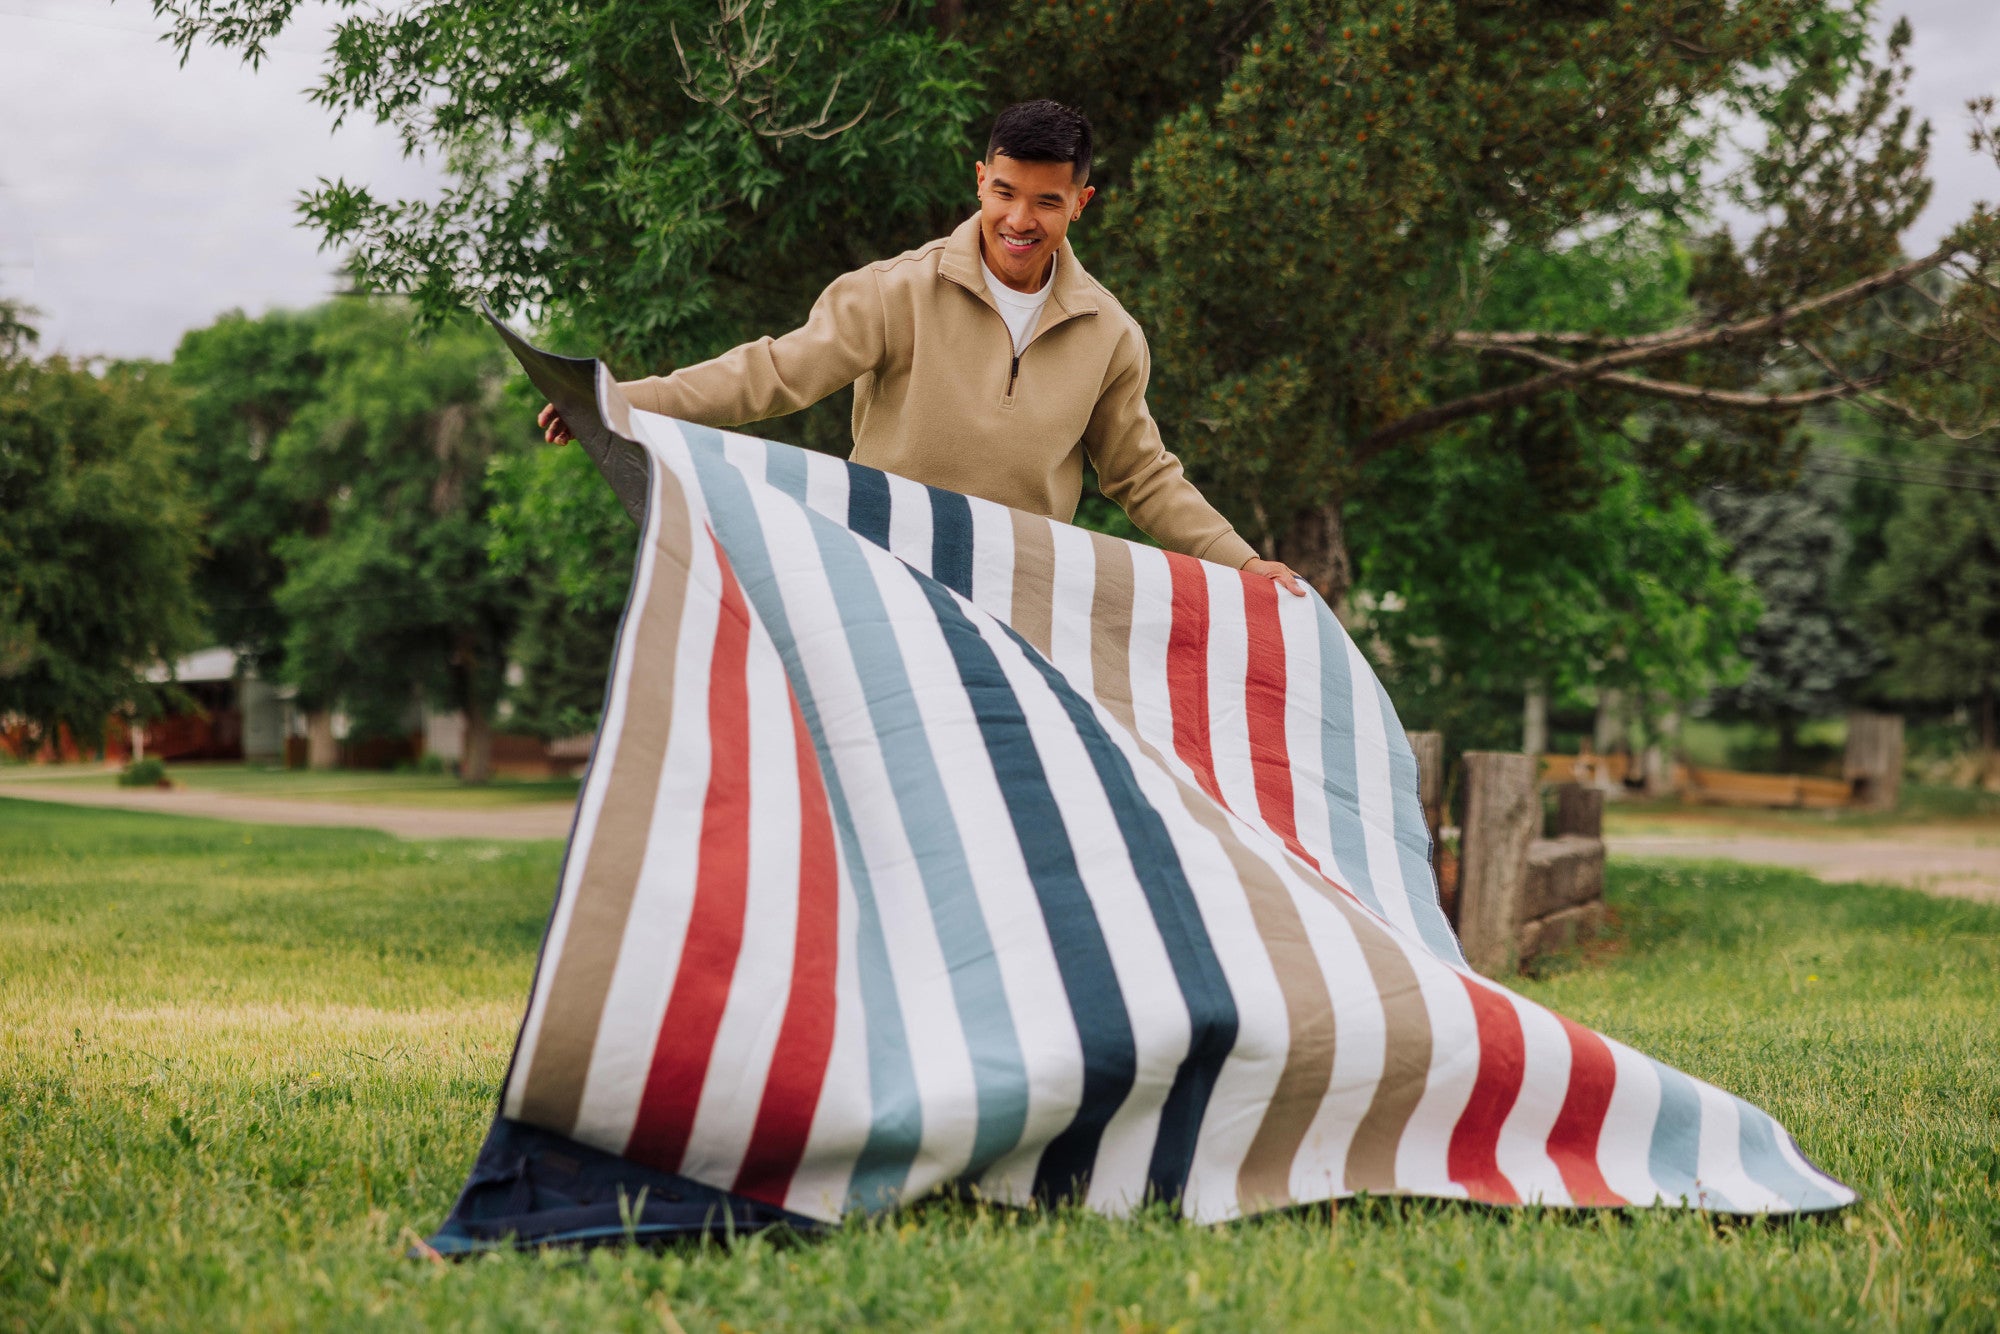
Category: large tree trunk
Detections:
[
  {"x1": 305, "y1": 709, "x2": 338, "y2": 771},
  {"x1": 1982, "y1": 680, "x2": 1997, "y2": 787},
  {"x1": 462, "y1": 698, "x2": 494, "y2": 787},
  {"x1": 1277, "y1": 502, "x2": 1353, "y2": 618},
  {"x1": 455, "y1": 631, "x2": 495, "y2": 786}
]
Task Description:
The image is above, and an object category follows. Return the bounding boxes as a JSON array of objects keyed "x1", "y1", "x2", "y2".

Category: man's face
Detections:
[{"x1": 975, "y1": 153, "x2": 1095, "y2": 293}]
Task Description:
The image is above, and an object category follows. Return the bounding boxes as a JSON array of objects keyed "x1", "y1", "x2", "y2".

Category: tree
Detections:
[
  {"x1": 0, "y1": 302, "x2": 203, "y2": 745},
  {"x1": 170, "y1": 306, "x2": 336, "y2": 674},
  {"x1": 151, "y1": 0, "x2": 2000, "y2": 605},
  {"x1": 1859, "y1": 468, "x2": 2000, "y2": 778},
  {"x1": 1702, "y1": 470, "x2": 1878, "y2": 768},
  {"x1": 261, "y1": 301, "x2": 524, "y2": 781}
]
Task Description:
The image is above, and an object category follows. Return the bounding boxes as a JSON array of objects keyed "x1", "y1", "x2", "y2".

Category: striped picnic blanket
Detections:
[{"x1": 471, "y1": 360, "x2": 1851, "y2": 1233}]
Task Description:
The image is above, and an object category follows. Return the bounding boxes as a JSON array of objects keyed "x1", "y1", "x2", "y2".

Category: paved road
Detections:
[
  {"x1": 0, "y1": 783, "x2": 578, "y2": 841},
  {"x1": 1606, "y1": 832, "x2": 2000, "y2": 904}
]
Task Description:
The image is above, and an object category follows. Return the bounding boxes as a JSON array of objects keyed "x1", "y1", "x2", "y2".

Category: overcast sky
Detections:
[{"x1": 2, "y1": 0, "x2": 1996, "y2": 361}]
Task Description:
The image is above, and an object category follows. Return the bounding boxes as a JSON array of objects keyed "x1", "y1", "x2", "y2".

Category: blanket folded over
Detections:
[{"x1": 440, "y1": 329, "x2": 1851, "y2": 1247}]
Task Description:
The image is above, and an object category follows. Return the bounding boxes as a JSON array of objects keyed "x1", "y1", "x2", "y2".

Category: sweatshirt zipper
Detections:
[{"x1": 1007, "y1": 354, "x2": 1020, "y2": 398}]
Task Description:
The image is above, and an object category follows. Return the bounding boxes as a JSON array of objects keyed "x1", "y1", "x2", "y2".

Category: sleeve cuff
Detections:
[{"x1": 1195, "y1": 531, "x2": 1260, "y2": 570}]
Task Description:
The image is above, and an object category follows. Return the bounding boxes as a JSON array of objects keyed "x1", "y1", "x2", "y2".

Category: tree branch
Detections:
[
  {"x1": 1358, "y1": 244, "x2": 1962, "y2": 456},
  {"x1": 1448, "y1": 244, "x2": 1953, "y2": 357}
]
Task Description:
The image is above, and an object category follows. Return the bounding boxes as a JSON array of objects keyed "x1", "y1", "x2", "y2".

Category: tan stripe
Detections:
[
  {"x1": 515, "y1": 464, "x2": 697, "y2": 1133},
  {"x1": 1327, "y1": 893, "x2": 1433, "y2": 1195},
  {"x1": 1008, "y1": 508, "x2": 1056, "y2": 657},
  {"x1": 1079, "y1": 535, "x2": 1333, "y2": 1213}
]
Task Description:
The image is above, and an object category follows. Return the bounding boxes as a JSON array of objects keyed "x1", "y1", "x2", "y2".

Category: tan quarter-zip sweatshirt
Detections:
[{"x1": 617, "y1": 215, "x2": 1260, "y2": 568}]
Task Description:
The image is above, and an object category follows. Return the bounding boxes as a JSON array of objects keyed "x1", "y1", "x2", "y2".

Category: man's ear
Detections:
[
  {"x1": 1075, "y1": 184, "x2": 1097, "y2": 216},
  {"x1": 974, "y1": 158, "x2": 989, "y2": 195}
]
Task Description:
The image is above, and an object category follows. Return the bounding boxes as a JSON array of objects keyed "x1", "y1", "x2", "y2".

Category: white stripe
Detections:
[
  {"x1": 1493, "y1": 994, "x2": 1576, "y2": 1205},
  {"x1": 1346, "y1": 636, "x2": 1422, "y2": 939},
  {"x1": 1045, "y1": 521, "x2": 1098, "y2": 699},
  {"x1": 803, "y1": 450, "x2": 850, "y2": 527},
  {"x1": 721, "y1": 431, "x2": 768, "y2": 487},
  {"x1": 1391, "y1": 959, "x2": 1479, "y2": 1198},
  {"x1": 967, "y1": 496, "x2": 1016, "y2": 624},
  {"x1": 1279, "y1": 594, "x2": 1349, "y2": 890},
  {"x1": 1287, "y1": 894, "x2": 1387, "y2": 1203},
  {"x1": 678, "y1": 615, "x2": 804, "y2": 1187},
  {"x1": 1692, "y1": 1080, "x2": 1769, "y2": 1212},
  {"x1": 884, "y1": 472, "x2": 933, "y2": 576},
  {"x1": 1596, "y1": 1039, "x2": 1666, "y2": 1206},
  {"x1": 1203, "y1": 564, "x2": 1260, "y2": 827}
]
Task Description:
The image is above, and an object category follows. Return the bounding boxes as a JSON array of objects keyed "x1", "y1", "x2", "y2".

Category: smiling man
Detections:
[{"x1": 541, "y1": 99, "x2": 1303, "y2": 593}]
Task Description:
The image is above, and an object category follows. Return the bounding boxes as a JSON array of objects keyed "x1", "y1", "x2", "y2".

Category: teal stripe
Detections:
[
  {"x1": 1732, "y1": 1096, "x2": 1846, "y2": 1211},
  {"x1": 680, "y1": 430, "x2": 923, "y2": 1209},
  {"x1": 1646, "y1": 1060, "x2": 1733, "y2": 1211},
  {"x1": 1372, "y1": 677, "x2": 1464, "y2": 963},
  {"x1": 1312, "y1": 615, "x2": 1389, "y2": 918},
  {"x1": 688, "y1": 429, "x2": 1032, "y2": 1194}
]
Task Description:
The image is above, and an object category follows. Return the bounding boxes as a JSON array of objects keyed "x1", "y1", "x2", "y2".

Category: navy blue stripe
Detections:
[
  {"x1": 845, "y1": 462, "x2": 892, "y2": 550},
  {"x1": 911, "y1": 576, "x2": 1136, "y2": 1200},
  {"x1": 927, "y1": 488, "x2": 976, "y2": 598},
  {"x1": 959, "y1": 568, "x2": 1240, "y2": 1202}
]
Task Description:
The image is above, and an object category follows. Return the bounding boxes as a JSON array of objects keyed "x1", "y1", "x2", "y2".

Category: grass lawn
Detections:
[
  {"x1": 3, "y1": 799, "x2": 1996, "y2": 1331},
  {"x1": 0, "y1": 761, "x2": 582, "y2": 810},
  {"x1": 1602, "y1": 782, "x2": 2000, "y2": 841}
]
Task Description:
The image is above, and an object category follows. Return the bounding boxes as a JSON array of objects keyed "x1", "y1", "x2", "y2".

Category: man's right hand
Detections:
[{"x1": 538, "y1": 403, "x2": 574, "y2": 445}]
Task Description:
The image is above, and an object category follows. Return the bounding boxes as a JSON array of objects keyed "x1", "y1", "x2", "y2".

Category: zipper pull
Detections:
[{"x1": 1008, "y1": 354, "x2": 1020, "y2": 397}]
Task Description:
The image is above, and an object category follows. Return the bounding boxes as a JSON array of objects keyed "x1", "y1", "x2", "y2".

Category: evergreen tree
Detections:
[
  {"x1": 1703, "y1": 471, "x2": 1877, "y2": 769},
  {"x1": 1860, "y1": 474, "x2": 2000, "y2": 776}
]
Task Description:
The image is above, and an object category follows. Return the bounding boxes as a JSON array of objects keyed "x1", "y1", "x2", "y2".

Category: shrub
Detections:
[{"x1": 117, "y1": 757, "x2": 168, "y2": 788}]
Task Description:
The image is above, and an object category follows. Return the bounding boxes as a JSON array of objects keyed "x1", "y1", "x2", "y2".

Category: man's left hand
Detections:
[{"x1": 1241, "y1": 557, "x2": 1309, "y2": 597}]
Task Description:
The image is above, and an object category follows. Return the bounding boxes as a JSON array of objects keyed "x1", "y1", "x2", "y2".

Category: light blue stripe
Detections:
[
  {"x1": 1312, "y1": 613, "x2": 1389, "y2": 918},
  {"x1": 676, "y1": 428, "x2": 922, "y2": 1209},
  {"x1": 1733, "y1": 1096, "x2": 1843, "y2": 1211},
  {"x1": 1373, "y1": 677, "x2": 1465, "y2": 964},
  {"x1": 1646, "y1": 1060, "x2": 1734, "y2": 1211},
  {"x1": 683, "y1": 427, "x2": 1032, "y2": 1193}
]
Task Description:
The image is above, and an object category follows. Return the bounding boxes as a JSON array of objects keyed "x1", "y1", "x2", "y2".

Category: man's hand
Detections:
[
  {"x1": 1242, "y1": 557, "x2": 1309, "y2": 597},
  {"x1": 538, "y1": 402, "x2": 573, "y2": 445}
]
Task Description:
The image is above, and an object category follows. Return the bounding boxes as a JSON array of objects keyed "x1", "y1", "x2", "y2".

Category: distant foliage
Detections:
[
  {"x1": 1703, "y1": 471, "x2": 1878, "y2": 761},
  {"x1": 0, "y1": 303, "x2": 202, "y2": 744}
]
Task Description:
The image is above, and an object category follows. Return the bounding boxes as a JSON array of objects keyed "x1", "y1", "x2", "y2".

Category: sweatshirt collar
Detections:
[{"x1": 941, "y1": 214, "x2": 1099, "y2": 320}]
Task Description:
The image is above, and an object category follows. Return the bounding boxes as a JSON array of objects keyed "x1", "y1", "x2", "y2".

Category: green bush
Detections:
[{"x1": 117, "y1": 757, "x2": 167, "y2": 788}]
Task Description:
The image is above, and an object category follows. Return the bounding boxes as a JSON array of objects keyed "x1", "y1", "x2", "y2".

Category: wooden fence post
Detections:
[
  {"x1": 1409, "y1": 730, "x2": 1444, "y2": 843},
  {"x1": 1458, "y1": 751, "x2": 1540, "y2": 976},
  {"x1": 1555, "y1": 783, "x2": 1605, "y2": 839},
  {"x1": 1844, "y1": 712, "x2": 1904, "y2": 811}
]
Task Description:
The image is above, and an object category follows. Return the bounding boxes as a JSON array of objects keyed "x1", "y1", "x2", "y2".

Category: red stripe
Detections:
[
  {"x1": 732, "y1": 692, "x2": 840, "y2": 1204},
  {"x1": 625, "y1": 533, "x2": 756, "y2": 1173},
  {"x1": 1545, "y1": 1017, "x2": 1627, "y2": 1206},
  {"x1": 1166, "y1": 555, "x2": 1222, "y2": 804},
  {"x1": 1446, "y1": 976, "x2": 1526, "y2": 1204},
  {"x1": 1241, "y1": 571, "x2": 1325, "y2": 874}
]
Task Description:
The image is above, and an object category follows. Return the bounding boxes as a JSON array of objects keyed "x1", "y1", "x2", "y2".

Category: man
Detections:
[{"x1": 540, "y1": 99, "x2": 1305, "y2": 595}]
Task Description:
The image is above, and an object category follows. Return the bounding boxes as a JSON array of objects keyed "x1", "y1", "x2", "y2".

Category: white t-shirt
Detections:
[{"x1": 982, "y1": 254, "x2": 1056, "y2": 357}]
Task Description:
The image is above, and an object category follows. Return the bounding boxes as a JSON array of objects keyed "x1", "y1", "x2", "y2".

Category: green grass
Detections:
[
  {"x1": 1603, "y1": 782, "x2": 2000, "y2": 840},
  {"x1": 0, "y1": 760, "x2": 582, "y2": 809},
  {"x1": 3, "y1": 799, "x2": 1996, "y2": 1331}
]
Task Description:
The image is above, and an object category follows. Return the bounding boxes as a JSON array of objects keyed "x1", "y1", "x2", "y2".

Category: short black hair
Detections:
[{"x1": 986, "y1": 100, "x2": 1093, "y2": 184}]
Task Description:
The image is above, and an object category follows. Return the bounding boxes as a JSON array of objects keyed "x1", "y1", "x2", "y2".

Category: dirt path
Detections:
[
  {"x1": 0, "y1": 783, "x2": 577, "y2": 841},
  {"x1": 1606, "y1": 831, "x2": 2000, "y2": 904}
]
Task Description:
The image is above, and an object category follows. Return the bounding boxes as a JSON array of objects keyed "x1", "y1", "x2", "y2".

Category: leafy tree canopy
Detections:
[{"x1": 0, "y1": 302, "x2": 203, "y2": 743}]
